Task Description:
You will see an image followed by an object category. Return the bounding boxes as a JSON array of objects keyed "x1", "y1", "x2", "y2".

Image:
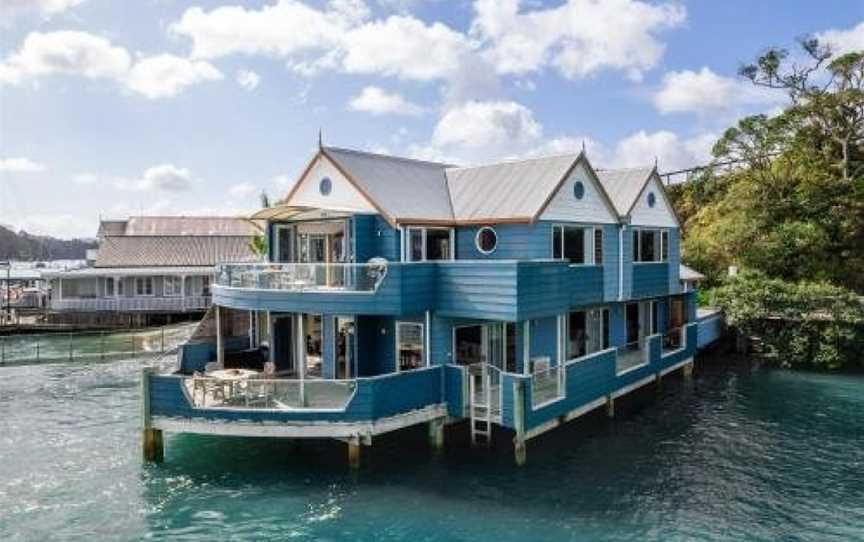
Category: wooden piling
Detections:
[
  {"x1": 141, "y1": 367, "x2": 164, "y2": 463},
  {"x1": 605, "y1": 395, "x2": 615, "y2": 419},
  {"x1": 347, "y1": 437, "x2": 361, "y2": 469},
  {"x1": 428, "y1": 418, "x2": 445, "y2": 453},
  {"x1": 682, "y1": 360, "x2": 694, "y2": 380},
  {"x1": 513, "y1": 379, "x2": 527, "y2": 466}
]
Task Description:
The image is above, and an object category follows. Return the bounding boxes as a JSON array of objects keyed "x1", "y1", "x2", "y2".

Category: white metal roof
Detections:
[
  {"x1": 680, "y1": 264, "x2": 705, "y2": 282},
  {"x1": 446, "y1": 153, "x2": 579, "y2": 222},
  {"x1": 42, "y1": 266, "x2": 215, "y2": 278},
  {"x1": 595, "y1": 167, "x2": 654, "y2": 217}
]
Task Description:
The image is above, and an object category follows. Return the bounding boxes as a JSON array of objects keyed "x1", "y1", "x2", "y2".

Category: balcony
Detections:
[
  {"x1": 215, "y1": 263, "x2": 387, "y2": 293},
  {"x1": 50, "y1": 295, "x2": 210, "y2": 313}
]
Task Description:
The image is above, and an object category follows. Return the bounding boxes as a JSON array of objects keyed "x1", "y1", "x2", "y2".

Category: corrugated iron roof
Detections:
[
  {"x1": 115, "y1": 216, "x2": 257, "y2": 236},
  {"x1": 595, "y1": 167, "x2": 654, "y2": 217},
  {"x1": 446, "y1": 153, "x2": 579, "y2": 221},
  {"x1": 94, "y1": 236, "x2": 259, "y2": 267},
  {"x1": 42, "y1": 266, "x2": 214, "y2": 278},
  {"x1": 323, "y1": 147, "x2": 455, "y2": 222},
  {"x1": 680, "y1": 264, "x2": 705, "y2": 281},
  {"x1": 97, "y1": 220, "x2": 127, "y2": 237}
]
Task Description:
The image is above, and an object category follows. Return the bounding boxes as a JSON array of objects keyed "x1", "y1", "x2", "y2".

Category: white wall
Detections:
[
  {"x1": 287, "y1": 155, "x2": 377, "y2": 213},
  {"x1": 540, "y1": 161, "x2": 618, "y2": 224},
  {"x1": 629, "y1": 174, "x2": 679, "y2": 227}
]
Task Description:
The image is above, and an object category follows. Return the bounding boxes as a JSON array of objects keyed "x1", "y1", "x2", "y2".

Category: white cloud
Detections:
[
  {"x1": 3, "y1": 0, "x2": 85, "y2": 17},
  {"x1": 348, "y1": 86, "x2": 424, "y2": 115},
  {"x1": 433, "y1": 100, "x2": 541, "y2": 150},
  {"x1": 653, "y1": 67, "x2": 783, "y2": 114},
  {"x1": 608, "y1": 130, "x2": 716, "y2": 171},
  {"x1": 126, "y1": 54, "x2": 222, "y2": 99},
  {"x1": 235, "y1": 69, "x2": 261, "y2": 90},
  {"x1": 471, "y1": 0, "x2": 686, "y2": 80},
  {"x1": 115, "y1": 164, "x2": 196, "y2": 192},
  {"x1": 0, "y1": 157, "x2": 46, "y2": 172},
  {"x1": 0, "y1": 31, "x2": 221, "y2": 99},
  {"x1": 817, "y1": 21, "x2": 864, "y2": 56},
  {"x1": 14, "y1": 213, "x2": 95, "y2": 239},
  {"x1": 73, "y1": 172, "x2": 98, "y2": 185},
  {"x1": 228, "y1": 182, "x2": 258, "y2": 199}
]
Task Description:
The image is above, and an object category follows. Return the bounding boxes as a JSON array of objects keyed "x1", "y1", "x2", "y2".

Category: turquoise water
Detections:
[{"x1": 1, "y1": 355, "x2": 863, "y2": 541}]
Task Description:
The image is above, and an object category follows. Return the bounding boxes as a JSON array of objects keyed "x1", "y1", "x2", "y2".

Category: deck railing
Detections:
[
  {"x1": 662, "y1": 325, "x2": 686, "y2": 354},
  {"x1": 215, "y1": 263, "x2": 387, "y2": 293},
  {"x1": 530, "y1": 363, "x2": 565, "y2": 409},
  {"x1": 50, "y1": 295, "x2": 211, "y2": 312},
  {"x1": 186, "y1": 376, "x2": 357, "y2": 410},
  {"x1": 616, "y1": 339, "x2": 648, "y2": 374}
]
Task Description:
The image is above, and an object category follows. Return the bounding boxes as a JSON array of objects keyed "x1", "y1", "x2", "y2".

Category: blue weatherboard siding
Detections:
[
  {"x1": 444, "y1": 365, "x2": 466, "y2": 417},
  {"x1": 457, "y1": 223, "x2": 552, "y2": 260},
  {"x1": 603, "y1": 224, "x2": 620, "y2": 302},
  {"x1": 667, "y1": 229, "x2": 681, "y2": 294},
  {"x1": 529, "y1": 316, "x2": 558, "y2": 365},
  {"x1": 631, "y1": 263, "x2": 670, "y2": 299},
  {"x1": 697, "y1": 312, "x2": 723, "y2": 348},
  {"x1": 435, "y1": 261, "x2": 519, "y2": 320},
  {"x1": 622, "y1": 226, "x2": 634, "y2": 299},
  {"x1": 354, "y1": 214, "x2": 400, "y2": 263}
]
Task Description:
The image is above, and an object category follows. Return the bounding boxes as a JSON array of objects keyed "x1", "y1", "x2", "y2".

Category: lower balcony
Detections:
[{"x1": 51, "y1": 295, "x2": 211, "y2": 313}]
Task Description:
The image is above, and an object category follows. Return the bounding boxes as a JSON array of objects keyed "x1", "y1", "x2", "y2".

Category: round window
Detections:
[
  {"x1": 319, "y1": 177, "x2": 332, "y2": 196},
  {"x1": 648, "y1": 192, "x2": 656, "y2": 208},
  {"x1": 475, "y1": 227, "x2": 497, "y2": 254},
  {"x1": 573, "y1": 181, "x2": 585, "y2": 200}
]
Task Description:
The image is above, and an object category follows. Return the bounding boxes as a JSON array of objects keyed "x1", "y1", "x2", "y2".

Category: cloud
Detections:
[
  {"x1": 228, "y1": 182, "x2": 258, "y2": 199},
  {"x1": 653, "y1": 67, "x2": 783, "y2": 114},
  {"x1": 0, "y1": 157, "x2": 46, "y2": 172},
  {"x1": 0, "y1": 31, "x2": 221, "y2": 99},
  {"x1": 471, "y1": 0, "x2": 686, "y2": 80},
  {"x1": 817, "y1": 21, "x2": 864, "y2": 56},
  {"x1": 608, "y1": 130, "x2": 716, "y2": 171},
  {"x1": 3, "y1": 0, "x2": 85, "y2": 17},
  {"x1": 73, "y1": 172, "x2": 98, "y2": 185},
  {"x1": 14, "y1": 213, "x2": 95, "y2": 239},
  {"x1": 126, "y1": 54, "x2": 222, "y2": 99},
  {"x1": 235, "y1": 69, "x2": 261, "y2": 90},
  {"x1": 115, "y1": 164, "x2": 196, "y2": 192},
  {"x1": 348, "y1": 86, "x2": 424, "y2": 115},
  {"x1": 433, "y1": 100, "x2": 541, "y2": 150}
]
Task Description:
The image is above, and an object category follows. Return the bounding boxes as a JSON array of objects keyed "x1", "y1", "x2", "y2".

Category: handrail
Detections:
[
  {"x1": 616, "y1": 337, "x2": 648, "y2": 374},
  {"x1": 50, "y1": 295, "x2": 211, "y2": 312},
  {"x1": 215, "y1": 262, "x2": 388, "y2": 293},
  {"x1": 185, "y1": 375, "x2": 358, "y2": 411},
  {"x1": 530, "y1": 363, "x2": 565, "y2": 409},
  {"x1": 662, "y1": 325, "x2": 687, "y2": 353}
]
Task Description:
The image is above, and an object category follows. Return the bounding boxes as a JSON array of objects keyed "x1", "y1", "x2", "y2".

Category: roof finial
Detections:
[
  {"x1": 654, "y1": 156, "x2": 658, "y2": 169},
  {"x1": 581, "y1": 139, "x2": 586, "y2": 154},
  {"x1": 318, "y1": 128, "x2": 323, "y2": 149}
]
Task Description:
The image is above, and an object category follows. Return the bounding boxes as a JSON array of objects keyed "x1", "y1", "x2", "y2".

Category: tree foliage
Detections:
[{"x1": 668, "y1": 41, "x2": 864, "y2": 293}]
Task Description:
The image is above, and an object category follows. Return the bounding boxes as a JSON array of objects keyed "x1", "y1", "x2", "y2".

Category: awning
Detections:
[{"x1": 250, "y1": 205, "x2": 358, "y2": 222}]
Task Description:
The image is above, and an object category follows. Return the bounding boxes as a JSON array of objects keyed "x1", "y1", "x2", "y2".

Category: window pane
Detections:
[
  {"x1": 602, "y1": 309, "x2": 610, "y2": 349},
  {"x1": 567, "y1": 311, "x2": 587, "y2": 359},
  {"x1": 455, "y1": 326, "x2": 483, "y2": 365},
  {"x1": 277, "y1": 227, "x2": 293, "y2": 262},
  {"x1": 476, "y1": 227, "x2": 497, "y2": 253},
  {"x1": 633, "y1": 230, "x2": 640, "y2": 262},
  {"x1": 594, "y1": 229, "x2": 603, "y2": 264},
  {"x1": 640, "y1": 230, "x2": 656, "y2": 262},
  {"x1": 408, "y1": 228, "x2": 424, "y2": 261},
  {"x1": 426, "y1": 229, "x2": 451, "y2": 260},
  {"x1": 398, "y1": 323, "x2": 424, "y2": 371},
  {"x1": 661, "y1": 230, "x2": 669, "y2": 261},
  {"x1": 553, "y1": 226, "x2": 562, "y2": 259},
  {"x1": 563, "y1": 226, "x2": 585, "y2": 263},
  {"x1": 505, "y1": 323, "x2": 516, "y2": 373}
]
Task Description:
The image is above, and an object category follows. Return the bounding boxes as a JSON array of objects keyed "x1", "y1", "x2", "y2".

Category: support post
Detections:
[
  {"x1": 428, "y1": 418, "x2": 445, "y2": 453},
  {"x1": 141, "y1": 367, "x2": 164, "y2": 463},
  {"x1": 682, "y1": 360, "x2": 694, "y2": 380},
  {"x1": 605, "y1": 395, "x2": 615, "y2": 419},
  {"x1": 656, "y1": 372, "x2": 663, "y2": 393},
  {"x1": 347, "y1": 436, "x2": 361, "y2": 469},
  {"x1": 513, "y1": 379, "x2": 527, "y2": 466},
  {"x1": 216, "y1": 305, "x2": 224, "y2": 367}
]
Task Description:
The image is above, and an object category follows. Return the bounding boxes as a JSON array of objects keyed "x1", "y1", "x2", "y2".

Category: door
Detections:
[
  {"x1": 626, "y1": 303, "x2": 640, "y2": 345},
  {"x1": 335, "y1": 316, "x2": 355, "y2": 379},
  {"x1": 272, "y1": 315, "x2": 294, "y2": 374}
]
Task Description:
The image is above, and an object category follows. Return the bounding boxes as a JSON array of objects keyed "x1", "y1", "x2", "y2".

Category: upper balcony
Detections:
[{"x1": 213, "y1": 260, "x2": 605, "y2": 320}]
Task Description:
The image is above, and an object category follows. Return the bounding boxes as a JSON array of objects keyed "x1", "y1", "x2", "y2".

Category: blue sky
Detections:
[{"x1": 1, "y1": 0, "x2": 862, "y2": 238}]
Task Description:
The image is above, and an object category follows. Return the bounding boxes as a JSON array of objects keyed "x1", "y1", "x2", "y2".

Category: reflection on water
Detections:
[{"x1": 1, "y1": 354, "x2": 863, "y2": 541}]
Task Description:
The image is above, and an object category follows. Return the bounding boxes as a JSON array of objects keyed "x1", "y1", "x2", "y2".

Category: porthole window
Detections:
[
  {"x1": 647, "y1": 192, "x2": 656, "y2": 208},
  {"x1": 475, "y1": 227, "x2": 497, "y2": 254},
  {"x1": 573, "y1": 181, "x2": 585, "y2": 200},
  {"x1": 319, "y1": 177, "x2": 332, "y2": 196}
]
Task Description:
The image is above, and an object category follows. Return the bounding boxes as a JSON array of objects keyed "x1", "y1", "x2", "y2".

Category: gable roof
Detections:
[
  {"x1": 594, "y1": 166, "x2": 655, "y2": 217},
  {"x1": 95, "y1": 235, "x2": 258, "y2": 268},
  {"x1": 278, "y1": 146, "x2": 673, "y2": 226},
  {"x1": 122, "y1": 216, "x2": 257, "y2": 236},
  {"x1": 680, "y1": 264, "x2": 705, "y2": 282}
]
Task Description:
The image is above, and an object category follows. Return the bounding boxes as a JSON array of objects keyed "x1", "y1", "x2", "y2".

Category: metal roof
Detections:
[
  {"x1": 100, "y1": 216, "x2": 258, "y2": 236},
  {"x1": 323, "y1": 147, "x2": 454, "y2": 222},
  {"x1": 446, "y1": 153, "x2": 579, "y2": 222},
  {"x1": 94, "y1": 236, "x2": 259, "y2": 267},
  {"x1": 595, "y1": 167, "x2": 654, "y2": 217},
  {"x1": 680, "y1": 264, "x2": 706, "y2": 282},
  {"x1": 42, "y1": 266, "x2": 215, "y2": 278}
]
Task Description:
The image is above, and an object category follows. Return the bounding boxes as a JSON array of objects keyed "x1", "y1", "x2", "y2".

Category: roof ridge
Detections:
[
  {"x1": 325, "y1": 145, "x2": 455, "y2": 168},
  {"x1": 595, "y1": 165, "x2": 654, "y2": 173},
  {"x1": 446, "y1": 151, "x2": 581, "y2": 172}
]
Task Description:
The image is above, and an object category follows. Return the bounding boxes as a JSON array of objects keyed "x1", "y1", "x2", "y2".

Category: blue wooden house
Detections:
[{"x1": 143, "y1": 146, "x2": 720, "y2": 466}]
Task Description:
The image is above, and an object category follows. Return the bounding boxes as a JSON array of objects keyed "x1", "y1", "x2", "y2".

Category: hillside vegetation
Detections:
[{"x1": 0, "y1": 224, "x2": 96, "y2": 261}]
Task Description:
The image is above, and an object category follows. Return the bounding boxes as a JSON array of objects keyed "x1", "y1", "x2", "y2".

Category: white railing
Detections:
[
  {"x1": 531, "y1": 363, "x2": 564, "y2": 409},
  {"x1": 50, "y1": 296, "x2": 211, "y2": 312},
  {"x1": 186, "y1": 376, "x2": 357, "y2": 411},
  {"x1": 616, "y1": 338, "x2": 648, "y2": 374},
  {"x1": 215, "y1": 262, "x2": 388, "y2": 293}
]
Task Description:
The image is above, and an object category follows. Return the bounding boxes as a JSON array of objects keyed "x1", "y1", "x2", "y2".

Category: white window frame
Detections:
[
  {"x1": 475, "y1": 226, "x2": 498, "y2": 255},
  {"x1": 201, "y1": 275, "x2": 211, "y2": 296},
  {"x1": 552, "y1": 224, "x2": 603, "y2": 265},
  {"x1": 104, "y1": 277, "x2": 114, "y2": 298},
  {"x1": 403, "y1": 226, "x2": 455, "y2": 262},
  {"x1": 395, "y1": 321, "x2": 426, "y2": 371},
  {"x1": 633, "y1": 228, "x2": 668, "y2": 263},
  {"x1": 273, "y1": 224, "x2": 294, "y2": 263},
  {"x1": 561, "y1": 306, "x2": 611, "y2": 362},
  {"x1": 162, "y1": 276, "x2": 182, "y2": 297},
  {"x1": 135, "y1": 276, "x2": 154, "y2": 297}
]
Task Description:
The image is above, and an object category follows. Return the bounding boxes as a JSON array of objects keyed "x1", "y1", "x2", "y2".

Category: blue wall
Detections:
[
  {"x1": 456, "y1": 222, "x2": 552, "y2": 260},
  {"x1": 631, "y1": 263, "x2": 670, "y2": 299}
]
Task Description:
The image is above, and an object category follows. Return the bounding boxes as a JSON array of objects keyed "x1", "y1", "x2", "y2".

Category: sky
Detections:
[{"x1": 0, "y1": 0, "x2": 862, "y2": 239}]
